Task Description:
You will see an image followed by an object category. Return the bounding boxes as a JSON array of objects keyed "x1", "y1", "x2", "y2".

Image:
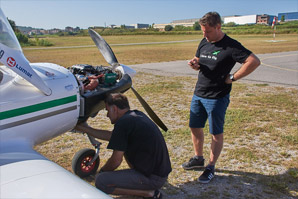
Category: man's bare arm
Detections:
[
  {"x1": 101, "y1": 150, "x2": 124, "y2": 171},
  {"x1": 226, "y1": 53, "x2": 260, "y2": 84},
  {"x1": 75, "y1": 123, "x2": 112, "y2": 141}
]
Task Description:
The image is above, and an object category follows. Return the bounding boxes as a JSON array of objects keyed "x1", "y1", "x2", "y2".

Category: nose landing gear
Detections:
[{"x1": 72, "y1": 135, "x2": 101, "y2": 178}]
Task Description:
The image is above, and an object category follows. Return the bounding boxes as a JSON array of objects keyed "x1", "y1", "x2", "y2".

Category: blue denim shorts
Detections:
[{"x1": 189, "y1": 94, "x2": 230, "y2": 135}]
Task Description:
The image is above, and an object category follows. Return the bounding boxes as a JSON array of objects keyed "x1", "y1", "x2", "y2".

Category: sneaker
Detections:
[
  {"x1": 198, "y1": 167, "x2": 214, "y2": 183},
  {"x1": 182, "y1": 156, "x2": 205, "y2": 170}
]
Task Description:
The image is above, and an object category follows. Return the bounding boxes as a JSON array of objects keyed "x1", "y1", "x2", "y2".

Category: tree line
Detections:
[
  {"x1": 7, "y1": 18, "x2": 297, "y2": 47},
  {"x1": 8, "y1": 18, "x2": 53, "y2": 47}
]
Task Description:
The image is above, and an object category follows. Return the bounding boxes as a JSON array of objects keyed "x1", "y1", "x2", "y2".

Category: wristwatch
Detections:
[{"x1": 229, "y1": 74, "x2": 236, "y2": 81}]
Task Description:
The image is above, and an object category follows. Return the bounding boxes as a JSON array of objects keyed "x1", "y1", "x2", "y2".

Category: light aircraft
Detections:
[{"x1": 0, "y1": 8, "x2": 167, "y2": 198}]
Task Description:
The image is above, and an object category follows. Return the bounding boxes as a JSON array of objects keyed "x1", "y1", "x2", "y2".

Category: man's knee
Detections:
[
  {"x1": 95, "y1": 173, "x2": 115, "y2": 194},
  {"x1": 212, "y1": 133, "x2": 223, "y2": 142}
]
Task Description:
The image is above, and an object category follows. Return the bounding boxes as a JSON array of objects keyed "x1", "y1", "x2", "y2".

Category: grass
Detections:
[
  {"x1": 29, "y1": 34, "x2": 298, "y2": 198},
  {"x1": 35, "y1": 73, "x2": 298, "y2": 198},
  {"x1": 24, "y1": 34, "x2": 298, "y2": 67}
]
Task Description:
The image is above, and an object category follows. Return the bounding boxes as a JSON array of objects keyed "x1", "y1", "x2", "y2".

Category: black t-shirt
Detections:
[
  {"x1": 194, "y1": 34, "x2": 252, "y2": 99},
  {"x1": 107, "y1": 110, "x2": 172, "y2": 177}
]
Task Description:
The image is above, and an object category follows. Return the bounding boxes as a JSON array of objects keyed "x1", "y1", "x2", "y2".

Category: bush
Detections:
[
  {"x1": 33, "y1": 37, "x2": 53, "y2": 46},
  {"x1": 193, "y1": 22, "x2": 201, "y2": 30},
  {"x1": 16, "y1": 32, "x2": 29, "y2": 46},
  {"x1": 165, "y1": 25, "x2": 173, "y2": 31},
  {"x1": 224, "y1": 22, "x2": 237, "y2": 27}
]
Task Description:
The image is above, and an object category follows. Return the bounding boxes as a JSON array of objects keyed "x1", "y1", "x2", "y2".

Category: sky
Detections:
[{"x1": 0, "y1": 0, "x2": 297, "y2": 29}]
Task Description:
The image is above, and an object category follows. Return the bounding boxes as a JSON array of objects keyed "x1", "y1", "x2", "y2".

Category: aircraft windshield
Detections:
[{"x1": 0, "y1": 8, "x2": 22, "y2": 51}]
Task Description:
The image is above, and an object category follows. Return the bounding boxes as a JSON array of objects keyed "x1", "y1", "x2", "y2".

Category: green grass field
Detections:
[{"x1": 30, "y1": 34, "x2": 298, "y2": 198}]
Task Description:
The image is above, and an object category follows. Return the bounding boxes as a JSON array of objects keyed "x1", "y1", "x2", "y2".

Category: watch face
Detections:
[{"x1": 230, "y1": 74, "x2": 235, "y2": 81}]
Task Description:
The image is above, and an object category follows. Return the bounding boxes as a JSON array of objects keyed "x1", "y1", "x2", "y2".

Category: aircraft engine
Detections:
[{"x1": 68, "y1": 64, "x2": 132, "y2": 123}]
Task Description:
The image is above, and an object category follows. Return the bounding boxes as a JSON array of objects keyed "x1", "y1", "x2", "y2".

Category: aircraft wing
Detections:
[{"x1": 0, "y1": 141, "x2": 112, "y2": 199}]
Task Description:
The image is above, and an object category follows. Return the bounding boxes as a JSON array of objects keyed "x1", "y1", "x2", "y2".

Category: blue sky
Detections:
[{"x1": 0, "y1": 0, "x2": 297, "y2": 29}]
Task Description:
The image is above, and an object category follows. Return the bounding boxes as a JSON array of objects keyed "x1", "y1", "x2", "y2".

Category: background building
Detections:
[
  {"x1": 171, "y1": 18, "x2": 200, "y2": 27},
  {"x1": 154, "y1": 18, "x2": 199, "y2": 30},
  {"x1": 224, "y1": 15, "x2": 257, "y2": 25},
  {"x1": 278, "y1": 12, "x2": 298, "y2": 21},
  {"x1": 131, "y1": 23, "x2": 149, "y2": 29},
  {"x1": 257, "y1": 14, "x2": 276, "y2": 25}
]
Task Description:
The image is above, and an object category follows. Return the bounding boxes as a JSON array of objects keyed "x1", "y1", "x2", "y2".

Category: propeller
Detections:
[
  {"x1": 88, "y1": 29, "x2": 168, "y2": 132},
  {"x1": 88, "y1": 29, "x2": 119, "y2": 69},
  {"x1": 130, "y1": 87, "x2": 168, "y2": 132}
]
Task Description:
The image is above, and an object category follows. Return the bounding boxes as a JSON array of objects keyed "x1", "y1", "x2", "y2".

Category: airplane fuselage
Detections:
[{"x1": 0, "y1": 63, "x2": 80, "y2": 147}]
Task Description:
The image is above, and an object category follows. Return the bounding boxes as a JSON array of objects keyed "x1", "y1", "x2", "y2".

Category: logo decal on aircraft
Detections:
[
  {"x1": 6, "y1": 57, "x2": 33, "y2": 78},
  {"x1": 7, "y1": 57, "x2": 16, "y2": 67},
  {"x1": 45, "y1": 71, "x2": 55, "y2": 77},
  {"x1": 0, "y1": 50, "x2": 4, "y2": 59}
]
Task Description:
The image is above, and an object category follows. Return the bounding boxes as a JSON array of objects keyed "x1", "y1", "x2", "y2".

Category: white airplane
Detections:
[{"x1": 0, "y1": 8, "x2": 167, "y2": 198}]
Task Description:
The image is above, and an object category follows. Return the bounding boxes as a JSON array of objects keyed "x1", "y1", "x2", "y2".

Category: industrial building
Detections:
[
  {"x1": 171, "y1": 18, "x2": 200, "y2": 27},
  {"x1": 111, "y1": 23, "x2": 149, "y2": 29},
  {"x1": 224, "y1": 14, "x2": 276, "y2": 25},
  {"x1": 278, "y1": 12, "x2": 298, "y2": 21},
  {"x1": 224, "y1": 15, "x2": 257, "y2": 25},
  {"x1": 154, "y1": 14, "x2": 278, "y2": 30},
  {"x1": 257, "y1": 14, "x2": 276, "y2": 25},
  {"x1": 131, "y1": 23, "x2": 150, "y2": 29},
  {"x1": 154, "y1": 18, "x2": 200, "y2": 30}
]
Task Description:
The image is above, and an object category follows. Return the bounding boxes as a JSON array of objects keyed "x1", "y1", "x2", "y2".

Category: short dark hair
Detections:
[
  {"x1": 105, "y1": 93, "x2": 130, "y2": 110},
  {"x1": 199, "y1": 12, "x2": 221, "y2": 27}
]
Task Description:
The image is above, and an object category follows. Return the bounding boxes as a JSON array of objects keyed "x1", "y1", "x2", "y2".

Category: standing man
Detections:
[
  {"x1": 182, "y1": 12, "x2": 260, "y2": 183},
  {"x1": 76, "y1": 93, "x2": 171, "y2": 199}
]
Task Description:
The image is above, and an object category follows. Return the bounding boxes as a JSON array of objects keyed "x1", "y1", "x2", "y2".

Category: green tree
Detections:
[
  {"x1": 281, "y1": 15, "x2": 285, "y2": 22},
  {"x1": 7, "y1": 18, "x2": 21, "y2": 33},
  {"x1": 165, "y1": 25, "x2": 173, "y2": 31},
  {"x1": 174, "y1": 25, "x2": 185, "y2": 31},
  {"x1": 8, "y1": 18, "x2": 30, "y2": 46},
  {"x1": 193, "y1": 22, "x2": 201, "y2": 30}
]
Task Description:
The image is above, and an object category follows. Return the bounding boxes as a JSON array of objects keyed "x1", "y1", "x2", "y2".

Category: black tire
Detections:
[{"x1": 72, "y1": 148, "x2": 100, "y2": 178}]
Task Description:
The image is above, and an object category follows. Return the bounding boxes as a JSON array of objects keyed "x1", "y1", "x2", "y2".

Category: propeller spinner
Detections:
[{"x1": 88, "y1": 29, "x2": 168, "y2": 132}]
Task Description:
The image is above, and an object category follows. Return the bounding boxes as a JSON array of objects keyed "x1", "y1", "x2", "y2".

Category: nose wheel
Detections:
[{"x1": 72, "y1": 148, "x2": 100, "y2": 178}]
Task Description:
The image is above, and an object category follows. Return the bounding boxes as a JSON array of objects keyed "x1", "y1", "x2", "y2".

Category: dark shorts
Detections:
[
  {"x1": 95, "y1": 169, "x2": 168, "y2": 194},
  {"x1": 189, "y1": 94, "x2": 230, "y2": 135}
]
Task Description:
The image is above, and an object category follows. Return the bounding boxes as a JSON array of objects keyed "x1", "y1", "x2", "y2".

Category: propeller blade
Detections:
[
  {"x1": 88, "y1": 29, "x2": 119, "y2": 68},
  {"x1": 131, "y1": 86, "x2": 168, "y2": 132}
]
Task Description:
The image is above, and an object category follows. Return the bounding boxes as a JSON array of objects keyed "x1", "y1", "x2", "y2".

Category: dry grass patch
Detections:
[
  {"x1": 35, "y1": 71, "x2": 297, "y2": 198},
  {"x1": 24, "y1": 34, "x2": 298, "y2": 67},
  {"x1": 30, "y1": 34, "x2": 297, "y2": 198}
]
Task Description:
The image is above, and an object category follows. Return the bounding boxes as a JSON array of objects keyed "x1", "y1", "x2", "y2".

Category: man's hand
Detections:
[
  {"x1": 188, "y1": 57, "x2": 200, "y2": 71},
  {"x1": 225, "y1": 74, "x2": 233, "y2": 84}
]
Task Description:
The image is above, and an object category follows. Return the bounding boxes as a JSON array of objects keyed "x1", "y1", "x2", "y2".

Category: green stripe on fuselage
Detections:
[{"x1": 0, "y1": 95, "x2": 77, "y2": 120}]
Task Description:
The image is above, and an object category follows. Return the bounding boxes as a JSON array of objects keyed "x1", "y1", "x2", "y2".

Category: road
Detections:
[{"x1": 130, "y1": 51, "x2": 298, "y2": 88}]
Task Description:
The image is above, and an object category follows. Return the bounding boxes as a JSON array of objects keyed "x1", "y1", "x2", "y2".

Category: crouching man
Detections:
[{"x1": 76, "y1": 93, "x2": 171, "y2": 199}]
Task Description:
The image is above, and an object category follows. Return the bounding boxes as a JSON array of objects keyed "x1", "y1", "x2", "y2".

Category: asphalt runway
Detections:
[{"x1": 131, "y1": 51, "x2": 298, "y2": 88}]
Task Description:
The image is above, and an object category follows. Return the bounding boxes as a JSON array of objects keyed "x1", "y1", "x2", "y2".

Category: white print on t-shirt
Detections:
[{"x1": 200, "y1": 54, "x2": 218, "y2": 61}]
